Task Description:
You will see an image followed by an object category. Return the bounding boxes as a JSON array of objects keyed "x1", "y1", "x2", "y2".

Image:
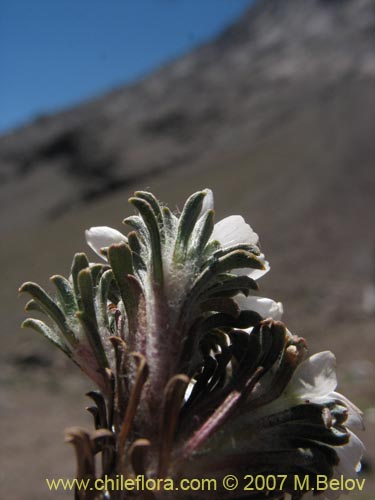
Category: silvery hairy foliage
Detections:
[{"x1": 20, "y1": 189, "x2": 364, "y2": 500}]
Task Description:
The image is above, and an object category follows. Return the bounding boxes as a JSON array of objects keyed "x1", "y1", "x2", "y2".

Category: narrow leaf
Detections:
[
  {"x1": 129, "y1": 197, "x2": 163, "y2": 285},
  {"x1": 71, "y1": 253, "x2": 90, "y2": 309},
  {"x1": 108, "y1": 243, "x2": 139, "y2": 337},
  {"x1": 19, "y1": 281, "x2": 77, "y2": 346},
  {"x1": 50, "y1": 275, "x2": 77, "y2": 315},
  {"x1": 97, "y1": 269, "x2": 114, "y2": 328},
  {"x1": 77, "y1": 269, "x2": 109, "y2": 369},
  {"x1": 134, "y1": 191, "x2": 164, "y2": 232},
  {"x1": 24, "y1": 299, "x2": 44, "y2": 313},
  {"x1": 174, "y1": 191, "x2": 206, "y2": 259},
  {"x1": 189, "y1": 209, "x2": 215, "y2": 259},
  {"x1": 22, "y1": 318, "x2": 70, "y2": 355}
]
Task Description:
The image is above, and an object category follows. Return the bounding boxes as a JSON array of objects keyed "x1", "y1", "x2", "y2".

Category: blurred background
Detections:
[{"x1": 0, "y1": 0, "x2": 374, "y2": 498}]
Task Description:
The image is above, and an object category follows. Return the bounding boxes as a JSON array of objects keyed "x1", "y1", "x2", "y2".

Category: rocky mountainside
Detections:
[{"x1": 0, "y1": 0, "x2": 373, "y2": 229}]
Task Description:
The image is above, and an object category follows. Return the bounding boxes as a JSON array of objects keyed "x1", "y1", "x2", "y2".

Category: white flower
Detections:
[
  {"x1": 234, "y1": 294, "x2": 283, "y2": 320},
  {"x1": 303, "y1": 431, "x2": 364, "y2": 499},
  {"x1": 210, "y1": 215, "x2": 259, "y2": 248},
  {"x1": 286, "y1": 352, "x2": 363, "y2": 429},
  {"x1": 201, "y1": 189, "x2": 270, "y2": 281},
  {"x1": 268, "y1": 351, "x2": 365, "y2": 498},
  {"x1": 85, "y1": 226, "x2": 128, "y2": 260},
  {"x1": 211, "y1": 215, "x2": 269, "y2": 280},
  {"x1": 290, "y1": 353, "x2": 365, "y2": 500}
]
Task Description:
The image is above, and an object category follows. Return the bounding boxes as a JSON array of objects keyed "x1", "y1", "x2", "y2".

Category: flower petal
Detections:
[
  {"x1": 210, "y1": 215, "x2": 259, "y2": 248},
  {"x1": 286, "y1": 351, "x2": 338, "y2": 401},
  {"x1": 235, "y1": 255, "x2": 270, "y2": 280},
  {"x1": 294, "y1": 430, "x2": 365, "y2": 498},
  {"x1": 331, "y1": 392, "x2": 364, "y2": 430},
  {"x1": 235, "y1": 295, "x2": 283, "y2": 320},
  {"x1": 85, "y1": 226, "x2": 127, "y2": 260},
  {"x1": 335, "y1": 430, "x2": 365, "y2": 478}
]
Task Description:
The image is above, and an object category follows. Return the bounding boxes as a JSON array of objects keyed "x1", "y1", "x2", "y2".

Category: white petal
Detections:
[
  {"x1": 85, "y1": 226, "x2": 127, "y2": 260},
  {"x1": 211, "y1": 215, "x2": 259, "y2": 248},
  {"x1": 249, "y1": 261, "x2": 270, "y2": 280},
  {"x1": 335, "y1": 430, "x2": 365, "y2": 478},
  {"x1": 235, "y1": 295, "x2": 283, "y2": 320},
  {"x1": 235, "y1": 255, "x2": 270, "y2": 281},
  {"x1": 321, "y1": 433, "x2": 364, "y2": 499},
  {"x1": 260, "y1": 406, "x2": 364, "y2": 499},
  {"x1": 330, "y1": 392, "x2": 364, "y2": 430},
  {"x1": 286, "y1": 351, "x2": 338, "y2": 401},
  {"x1": 199, "y1": 188, "x2": 214, "y2": 216}
]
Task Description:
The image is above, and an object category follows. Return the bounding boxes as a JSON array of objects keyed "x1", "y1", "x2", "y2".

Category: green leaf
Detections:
[
  {"x1": 134, "y1": 191, "x2": 164, "y2": 236},
  {"x1": 127, "y1": 230, "x2": 143, "y2": 256},
  {"x1": 188, "y1": 209, "x2": 215, "y2": 261},
  {"x1": 22, "y1": 318, "x2": 71, "y2": 355},
  {"x1": 127, "y1": 231, "x2": 147, "y2": 276},
  {"x1": 129, "y1": 197, "x2": 163, "y2": 285},
  {"x1": 78, "y1": 269, "x2": 98, "y2": 326},
  {"x1": 71, "y1": 253, "x2": 90, "y2": 309},
  {"x1": 108, "y1": 243, "x2": 140, "y2": 336},
  {"x1": 98, "y1": 269, "x2": 114, "y2": 328},
  {"x1": 24, "y1": 299, "x2": 44, "y2": 313},
  {"x1": 19, "y1": 281, "x2": 77, "y2": 346},
  {"x1": 202, "y1": 239, "x2": 221, "y2": 259},
  {"x1": 210, "y1": 243, "x2": 261, "y2": 260},
  {"x1": 50, "y1": 275, "x2": 77, "y2": 316},
  {"x1": 77, "y1": 269, "x2": 109, "y2": 369},
  {"x1": 205, "y1": 274, "x2": 259, "y2": 298},
  {"x1": 162, "y1": 206, "x2": 177, "y2": 242},
  {"x1": 123, "y1": 215, "x2": 149, "y2": 246},
  {"x1": 90, "y1": 264, "x2": 108, "y2": 287},
  {"x1": 186, "y1": 250, "x2": 265, "y2": 314},
  {"x1": 173, "y1": 191, "x2": 206, "y2": 260}
]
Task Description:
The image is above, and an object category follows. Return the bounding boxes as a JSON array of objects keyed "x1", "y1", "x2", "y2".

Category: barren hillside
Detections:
[{"x1": 0, "y1": 0, "x2": 374, "y2": 498}]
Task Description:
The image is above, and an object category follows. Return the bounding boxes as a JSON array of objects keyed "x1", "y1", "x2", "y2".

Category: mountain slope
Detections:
[
  {"x1": 0, "y1": 2, "x2": 374, "y2": 496},
  {"x1": 0, "y1": 0, "x2": 373, "y2": 229}
]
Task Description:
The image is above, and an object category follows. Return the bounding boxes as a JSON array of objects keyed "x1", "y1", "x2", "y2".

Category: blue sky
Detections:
[{"x1": 0, "y1": 0, "x2": 253, "y2": 133}]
